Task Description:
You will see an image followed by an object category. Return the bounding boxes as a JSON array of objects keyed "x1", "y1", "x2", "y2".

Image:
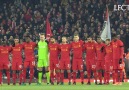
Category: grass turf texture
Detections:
[{"x1": 0, "y1": 83, "x2": 129, "y2": 90}]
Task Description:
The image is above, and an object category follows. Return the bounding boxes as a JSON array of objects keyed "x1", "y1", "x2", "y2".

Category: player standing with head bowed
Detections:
[
  {"x1": 71, "y1": 34, "x2": 84, "y2": 85},
  {"x1": 112, "y1": 34, "x2": 124, "y2": 85},
  {"x1": 22, "y1": 34, "x2": 37, "y2": 85},
  {"x1": 48, "y1": 36, "x2": 60, "y2": 85},
  {"x1": 95, "y1": 37, "x2": 106, "y2": 85},
  {"x1": 37, "y1": 33, "x2": 50, "y2": 85},
  {"x1": 11, "y1": 36, "x2": 24, "y2": 85},
  {"x1": 84, "y1": 36, "x2": 97, "y2": 85},
  {"x1": 59, "y1": 36, "x2": 71, "y2": 85},
  {"x1": 0, "y1": 41, "x2": 11, "y2": 85}
]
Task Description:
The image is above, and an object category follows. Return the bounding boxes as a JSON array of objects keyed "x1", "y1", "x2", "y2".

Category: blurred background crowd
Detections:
[{"x1": 0, "y1": 0, "x2": 129, "y2": 77}]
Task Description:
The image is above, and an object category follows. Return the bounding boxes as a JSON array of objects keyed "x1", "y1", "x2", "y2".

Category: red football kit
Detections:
[
  {"x1": 48, "y1": 43, "x2": 59, "y2": 70},
  {"x1": 112, "y1": 39, "x2": 124, "y2": 83},
  {"x1": 11, "y1": 44, "x2": 23, "y2": 70},
  {"x1": 84, "y1": 41, "x2": 97, "y2": 83},
  {"x1": 71, "y1": 40, "x2": 84, "y2": 83},
  {"x1": 112, "y1": 40, "x2": 124, "y2": 69},
  {"x1": 95, "y1": 42, "x2": 105, "y2": 84},
  {"x1": 48, "y1": 43, "x2": 60, "y2": 83},
  {"x1": 59, "y1": 43, "x2": 71, "y2": 82},
  {"x1": 84, "y1": 42, "x2": 96, "y2": 70},
  {"x1": 105, "y1": 44, "x2": 113, "y2": 71},
  {"x1": 0, "y1": 46, "x2": 11, "y2": 84},
  {"x1": 104, "y1": 43, "x2": 113, "y2": 84},
  {"x1": 22, "y1": 42, "x2": 36, "y2": 83},
  {"x1": 23, "y1": 42, "x2": 36, "y2": 68},
  {"x1": 59, "y1": 43, "x2": 71, "y2": 70},
  {"x1": 0, "y1": 46, "x2": 11, "y2": 70},
  {"x1": 95, "y1": 43, "x2": 105, "y2": 70},
  {"x1": 71, "y1": 40, "x2": 84, "y2": 70}
]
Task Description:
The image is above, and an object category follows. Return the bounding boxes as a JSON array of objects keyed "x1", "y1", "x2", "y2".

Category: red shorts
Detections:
[
  {"x1": 72, "y1": 59, "x2": 83, "y2": 70},
  {"x1": 105, "y1": 62, "x2": 113, "y2": 72},
  {"x1": 59, "y1": 60, "x2": 70, "y2": 70},
  {"x1": 86, "y1": 60, "x2": 96, "y2": 70},
  {"x1": 96, "y1": 61, "x2": 105, "y2": 70},
  {"x1": 50, "y1": 60, "x2": 59, "y2": 70},
  {"x1": 24, "y1": 61, "x2": 35, "y2": 68},
  {"x1": 113, "y1": 59, "x2": 123, "y2": 70},
  {"x1": 0, "y1": 61, "x2": 10, "y2": 70},
  {"x1": 12, "y1": 61, "x2": 22, "y2": 70}
]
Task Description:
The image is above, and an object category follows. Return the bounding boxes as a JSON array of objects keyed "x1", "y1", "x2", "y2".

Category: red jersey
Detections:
[
  {"x1": 95, "y1": 43, "x2": 105, "y2": 61},
  {"x1": 23, "y1": 42, "x2": 36, "y2": 61},
  {"x1": 12, "y1": 44, "x2": 23, "y2": 61},
  {"x1": 59, "y1": 43, "x2": 71, "y2": 60},
  {"x1": 71, "y1": 40, "x2": 84, "y2": 59},
  {"x1": 48, "y1": 43, "x2": 59, "y2": 61},
  {"x1": 112, "y1": 39, "x2": 124, "y2": 60},
  {"x1": 84, "y1": 42, "x2": 96, "y2": 60},
  {"x1": 105, "y1": 44, "x2": 113, "y2": 62},
  {"x1": 0, "y1": 46, "x2": 2, "y2": 59},
  {"x1": 0, "y1": 46, "x2": 11, "y2": 61}
]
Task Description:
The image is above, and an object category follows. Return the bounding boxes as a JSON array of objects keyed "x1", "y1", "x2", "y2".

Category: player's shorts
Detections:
[
  {"x1": 96, "y1": 60, "x2": 105, "y2": 70},
  {"x1": 24, "y1": 61, "x2": 35, "y2": 68},
  {"x1": 105, "y1": 61, "x2": 112, "y2": 72},
  {"x1": 0, "y1": 61, "x2": 10, "y2": 70},
  {"x1": 72, "y1": 59, "x2": 83, "y2": 70},
  {"x1": 59, "y1": 60, "x2": 70, "y2": 70},
  {"x1": 50, "y1": 60, "x2": 59, "y2": 70},
  {"x1": 12, "y1": 61, "x2": 22, "y2": 70},
  {"x1": 37, "y1": 59, "x2": 48, "y2": 67},
  {"x1": 113, "y1": 59, "x2": 123, "y2": 70},
  {"x1": 86, "y1": 60, "x2": 96, "y2": 70}
]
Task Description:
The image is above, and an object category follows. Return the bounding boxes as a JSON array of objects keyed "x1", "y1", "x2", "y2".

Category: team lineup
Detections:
[{"x1": 0, "y1": 33, "x2": 125, "y2": 86}]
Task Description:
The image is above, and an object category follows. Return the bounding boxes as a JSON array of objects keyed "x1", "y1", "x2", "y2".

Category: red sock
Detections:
[
  {"x1": 104, "y1": 72, "x2": 107, "y2": 83},
  {"x1": 93, "y1": 70, "x2": 97, "y2": 82},
  {"x1": 68, "y1": 73, "x2": 71, "y2": 82},
  {"x1": 12, "y1": 73, "x2": 16, "y2": 84},
  {"x1": 115, "y1": 70, "x2": 118, "y2": 82},
  {"x1": 119, "y1": 70, "x2": 123, "y2": 82},
  {"x1": 50, "y1": 72, "x2": 54, "y2": 83},
  {"x1": 29, "y1": 68, "x2": 34, "y2": 83},
  {"x1": 107, "y1": 72, "x2": 110, "y2": 83},
  {"x1": 73, "y1": 72, "x2": 76, "y2": 82},
  {"x1": 87, "y1": 70, "x2": 91, "y2": 82},
  {"x1": 61, "y1": 73, "x2": 64, "y2": 82},
  {"x1": 23, "y1": 69, "x2": 26, "y2": 83},
  {"x1": 6, "y1": 71, "x2": 10, "y2": 84},
  {"x1": 19, "y1": 72, "x2": 23, "y2": 84},
  {"x1": 0, "y1": 71, "x2": 2, "y2": 84},
  {"x1": 80, "y1": 72, "x2": 84, "y2": 82},
  {"x1": 56, "y1": 72, "x2": 60, "y2": 82},
  {"x1": 112, "y1": 71, "x2": 115, "y2": 83},
  {"x1": 98, "y1": 72, "x2": 102, "y2": 83}
]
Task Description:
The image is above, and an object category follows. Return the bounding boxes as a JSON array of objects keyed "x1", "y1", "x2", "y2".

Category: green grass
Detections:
[{"x1": 0, "y1": 83, "x2": 129, "y2": 90}]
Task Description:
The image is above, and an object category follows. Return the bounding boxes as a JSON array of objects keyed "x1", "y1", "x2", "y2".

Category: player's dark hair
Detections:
[
  {"x1": 14, "y1": 36, "x2": 19, "y2": 39},
  {"x1": 112, "y1": 33, "x2": 117, "y2": 38},
  {"x1": 87, "y1": 36, "x2": 92, "y2": 39},
  {"x1": 50, "y1": 36, "x2": 56, "y2": 39}
]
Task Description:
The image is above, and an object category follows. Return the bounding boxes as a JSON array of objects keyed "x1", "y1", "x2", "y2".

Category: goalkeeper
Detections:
[{"x1": 37, "y1": 33, "x2": 50, "y2": 85}]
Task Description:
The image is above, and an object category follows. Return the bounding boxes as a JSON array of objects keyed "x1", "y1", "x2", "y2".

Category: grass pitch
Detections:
[{"x1": 0, "y1": 83, "x2": 129, "y2": 90}]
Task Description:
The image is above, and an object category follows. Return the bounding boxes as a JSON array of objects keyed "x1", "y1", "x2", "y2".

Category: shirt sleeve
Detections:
[
  {"x1": 118, "y1": 40, "x2": 124, "y2": 58},
  {"x1": 118, "y1": 40, "x2": 124, "y2": 47}
]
